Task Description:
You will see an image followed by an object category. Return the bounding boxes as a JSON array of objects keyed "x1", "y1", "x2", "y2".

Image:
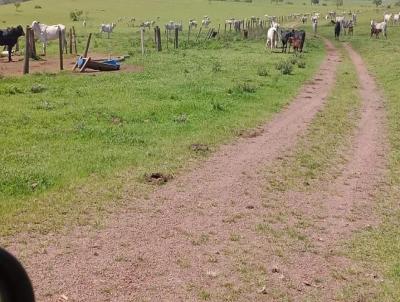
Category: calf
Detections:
[{"x1": 0, "y1": 25, "x2": 24, "y2": 62}]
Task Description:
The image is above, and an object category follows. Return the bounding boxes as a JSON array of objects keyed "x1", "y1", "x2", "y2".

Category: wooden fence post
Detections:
[
  {"x1": 83, "y1": 33, "x2": 92, "y2": 58},
  {"x1": 195, "y1": 27, "x2": 202, "y2": 42},
  {"x1": 29, "y1": 29, "x2": 36, "y2": 58},
  {"x1": 23, "y1": 26, "x2": 30, "y2": 74},
  {"x1": 69, "y1": 28, "x2": 73, "y2": 54},
  {"x1": 174, "y1": 27, "x2": 179, "y2": 48},
  {"x1": 72, "y1": 26, "x2": 77, "y2": 54},
  {"x1": 58, "y1": 29, "x2": 64, "y2": 70},
  {"x1": 155, "y1": 26, "x2": 162, "y2": 51},
  {"x1": 140, "y1": 28, "x2": 145, "y2": 55}
]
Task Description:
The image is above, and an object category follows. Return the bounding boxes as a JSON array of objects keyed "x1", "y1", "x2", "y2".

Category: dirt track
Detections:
[{"x1": 8, "y1": 41, "x2": 387, "y2": 301}]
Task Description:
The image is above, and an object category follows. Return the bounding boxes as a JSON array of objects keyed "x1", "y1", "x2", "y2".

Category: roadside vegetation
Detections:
[
  {"x1": 319, "y1": 13, "x2": 400, "y2": 300},
  {"x1": 0, "y1": 29, "x2": 324, "y2": 237}
]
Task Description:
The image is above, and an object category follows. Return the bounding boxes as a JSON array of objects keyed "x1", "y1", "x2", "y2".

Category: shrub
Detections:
[
  {"x1": 212, "y1": 101, "x2": 225, "y2": 111},
  {"x1": 211, "y1": 61, "x2": 222, "y2": 72},
  {"x1": 289, "y1": 56, "x2": 298, "y2": 65},
  {"x1": 257, "y1": 66, "x2": 269, "y2": 77},
  {"x1": 34, "y1": 5, "x2": 42, "y2": 9},
  {"x1": 31, "y1": 84, "x2": 46, "y2": 93},
  {"x1": 276, "y1": 60, "x2": 293, "y2": 75},
  {"x1": 173, "y1": 113, "x2": 189, "y2": 123},
  {"x1": 70, "y1": 10, "x2": 83, "y2": 21},
  {"x1": 237, "y1": 82, "x2": 256, "y2": 93},
  {"x1": 297, "y1": 60, "x2": 306, "y2": 68}
]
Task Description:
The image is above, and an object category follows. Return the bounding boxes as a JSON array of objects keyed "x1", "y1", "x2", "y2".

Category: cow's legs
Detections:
[{"x1": 7, "y1": 45, "x2": 12, "y2": 62}]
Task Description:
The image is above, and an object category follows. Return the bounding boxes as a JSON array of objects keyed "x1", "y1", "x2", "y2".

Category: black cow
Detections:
[
  {"x1": 281, "y1": 29, "x2": 306, "y2": 53},
  {"x1": 0, "y1": 25, "x2": 25, "y2": 62},
  {"x1": 334, "y1": 21, "x2": 341, "y2": 39},
  {"x1": 281, "y1": 30, "x2": 293, "y2": 53}
]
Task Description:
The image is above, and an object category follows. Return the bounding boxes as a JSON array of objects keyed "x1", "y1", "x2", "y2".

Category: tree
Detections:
[
  {"x1": 372, "y1": 0, "x2": 382, "y2": 6},
  {"x1": 336, "y1": 0, "x2": 343, "y2": 8}
]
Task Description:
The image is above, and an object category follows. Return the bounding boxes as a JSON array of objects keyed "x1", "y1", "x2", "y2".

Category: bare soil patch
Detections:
[
  {"x1": 0, "y1": 53, "x2": 143, "y2": 76},
  {"x1": 8, "y1": 40, "x2": 341, "y2": 301}
]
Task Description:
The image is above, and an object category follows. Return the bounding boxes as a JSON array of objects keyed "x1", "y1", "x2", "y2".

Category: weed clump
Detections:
[
  {"x1": 31, "y1": 84, "x2": 46, "y2": 93},
  {"x1": 211, "y1": 61, "x2": 222, "y2": 72},
  {"x1": 276, "y1": 60, "x2": 293, "y2": 75},
  {"x1": 173, "y1": 113, "x2": 189, "y2": 123},
  {"x1": 212, "y1": 101, "x2": 225, "y2": 111},
  {"x1": 257, "y1": 66, "x2": 269, "y2": 77},
  {"x1": 297, "y1": 60, "x2": 306, "y2": 68}
]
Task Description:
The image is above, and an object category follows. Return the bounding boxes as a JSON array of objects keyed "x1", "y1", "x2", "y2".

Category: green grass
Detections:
[
  {"x1": 315, "y1": 10, "x2": 400, "y2": 300},
  {"x1": 0, "y1": 16, "x2": 325, "y2": 237}
]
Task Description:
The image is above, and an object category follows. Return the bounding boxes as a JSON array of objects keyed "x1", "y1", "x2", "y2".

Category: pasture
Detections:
[
  {"x1": 2, "y1": 0, "x2": 400, "y2": 300},
  {"x1": 0, "y1": 0, "x2": 330, "y2": 235}
]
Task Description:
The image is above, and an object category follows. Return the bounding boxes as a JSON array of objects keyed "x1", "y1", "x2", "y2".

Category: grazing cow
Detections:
[
  {"x1": 31, "y1": 21, "x2": 67, "y2": 55},
  {"x1": 301, "y1": 15, "x2": 307, "y2": 24},
  {"x1": 289, "y1": 36, "x2": 302, "y2": 53},
  {"x1": 202, "y1": 17, "x2": 211, "y2": 28},
  {"x1": 384, "y1": 13, "x2": 392, "y2": 24},
  {"x1": 342, "y1": 20, "x2": 353, "y2": 35},
  {"x1": 0, "y1": 25, "x2": 24, "y2": 62},
  {"x1": 266, "y1": 25, "x2": 278, "y2": 50},
  {"x1": 293, "y1": 30, "x2": 306, "y2": 52},
  {"x1": 371, "y1": 20, "x2": 387, "y2": 38},
  {"x1": 311, "y1": 16, "x2": 318, "y2": 36},
  {"x1": 140, "y1": 21, "x2": 155, "y2": 29},
  {"x1": 280, "y1": 30, "x2": 293, "y2": 53},
  {"x1": 334, "y1": 21, "x2": 341, "y2": 39},
  {"x1": 189, "y1": 19, "x2": 198, "y2": 29},
  {"x1": 394, "y1": 14, "x2": 400, "y2": 25},
  {"x1": 165, "y1": 21, "x2": 182, "y2": 32},
  {"x1": 100, "y1": 23, "x2": 115, "y2": 38}
]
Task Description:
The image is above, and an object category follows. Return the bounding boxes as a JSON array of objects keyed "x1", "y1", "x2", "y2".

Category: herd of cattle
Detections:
[{"x1": 0, "y1": 10, "x2": 398, "y2": 63}]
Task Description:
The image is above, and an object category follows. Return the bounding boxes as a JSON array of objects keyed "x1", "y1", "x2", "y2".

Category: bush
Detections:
[
  {"x1": 289, "y1": 56, "x2": 298, "y2": 65},
  {"x1": 276, "y1": 60, "x2": 293, "y2": 75},
  {"x1": 31, "y1": 84, "x2": 46, "y2": 93},
  {"x1": 297, "y1": 60, "x2": 306, "y2": 68},
  {"x1": 238, "y1": 82, "x2": 257, "y2": 93},
  {"x1": 212, "y1": 101, "x2": 225, "y2": 111},
  {"x1": 34, "y1": 5, "x2": 42, "y2": 9},
  {"x1": 257, "y1": 66, "x2": 269, "y2": 77},
  {"x1": 211, "y1": 61, "x2": 222, "y2": 72},
  {"x1": 70, "y1": 10, "x2": 83, "y2": 21}
]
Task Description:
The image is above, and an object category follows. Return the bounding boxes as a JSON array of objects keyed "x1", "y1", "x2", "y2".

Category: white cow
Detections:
[
  {"x1": 371, "y1": 20, "x2": 387, "y2": 38},
  {"x1": 189, "y1": 19, "x2": 198, "y2": 29},
  {"x1": 394, "y1": 13, "x2": 400, "y2": 25},
  {"x1": 165, "y1": 21, "x2": 182, "y2": 32},
  {"x1": 266, "y1": 23, "x2": 279, "y2": 50},
  {"x1": 31, "y1": 21, "x2": 67, "y2": 56},
  {"x1": 202, "y1": 17, "x2": 211, "y2": 28},
  {"x1": 100, "y1": 23, "x2": 115, "y2": 38},
  {"x1": 384, "y1": 13, "x2": 392, "y2": 24},
  {"x1": 140, "y1": 21, "x2": 155, "y2": 29},
  {"x1": 311, "y1": 16, "x2": 318, "y2": 36}
]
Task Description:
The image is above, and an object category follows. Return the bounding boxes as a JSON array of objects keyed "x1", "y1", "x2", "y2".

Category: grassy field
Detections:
[
  {"x1": 317, "y1": 12, "x2": 400, "y2": 300},
  {"x1": 0, "y1": 0, "x2": 334, "y2": 237}
]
